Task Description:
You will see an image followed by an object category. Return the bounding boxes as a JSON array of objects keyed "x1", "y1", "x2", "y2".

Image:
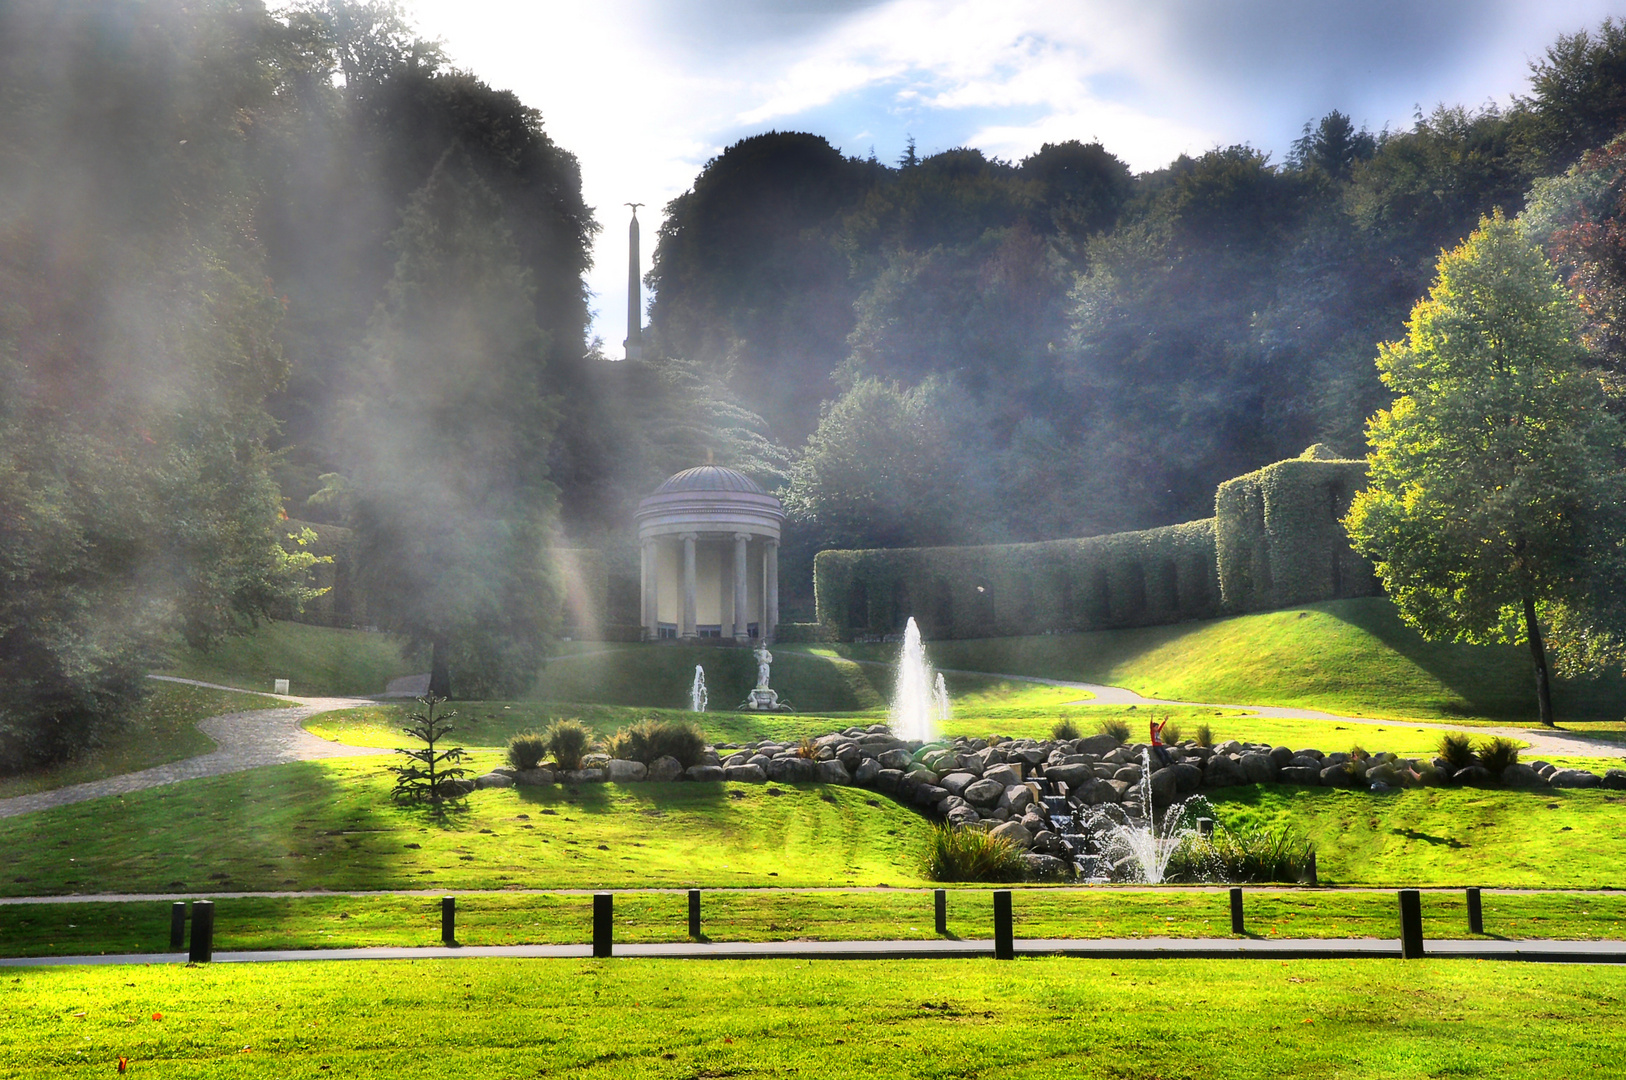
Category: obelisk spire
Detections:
[{"x1": 624, "y1": 202, "x2": 644, "y2": 361}]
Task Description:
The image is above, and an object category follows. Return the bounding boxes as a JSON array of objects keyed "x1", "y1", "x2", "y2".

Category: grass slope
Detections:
[
  {"x1": 0, "y1": 684, "x2": 282, "y2": 800},
  {"x1": 818, "y1": 597, "x2": 1626, "y2": 725},
  {"x1": 535, "y1": 643, "x2": 1081, "y2": 713},
  {"x1": 5, "y1": 890, "x2": 1626, "y2": 960},
  {"x1": 163, "y1": 622, "x2": 415, "y2": 697},
  {"x1": 5, "y1": 958, "x2": 1624, "y2": 1078},
  {"x1": 0, "y1": 761, "x2": 934, "y2": 896}
]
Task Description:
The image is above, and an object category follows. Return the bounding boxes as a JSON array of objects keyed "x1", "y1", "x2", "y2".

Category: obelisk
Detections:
[{"x1": 624, "y1": 202, "x2": 644, "y2": 361}]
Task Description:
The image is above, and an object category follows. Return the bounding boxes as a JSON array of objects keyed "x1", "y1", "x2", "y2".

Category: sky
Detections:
[{"x1": 404, "y1": 0, "x2": 1626, "y2": 354}]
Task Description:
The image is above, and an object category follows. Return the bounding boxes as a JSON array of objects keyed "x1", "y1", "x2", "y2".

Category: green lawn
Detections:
[
  {"x1": 0, "y1": 761, "x2": 934, "y2": 896},
  {"x1": 163, "y1": 621, "x2": 416, "y2": 697},
  {"x1": 813, "y1": 597, "x2": 1626, "y2": 726},
  {"x1": 0, "y1": 684, "x2": 282, "y2": 800},
  {"x1": 4, "y1": 889, "x2": 1626, "y2": 959},
  {"x1": 5, "y1": 957, "x2": 1623, "y2": 1078}
]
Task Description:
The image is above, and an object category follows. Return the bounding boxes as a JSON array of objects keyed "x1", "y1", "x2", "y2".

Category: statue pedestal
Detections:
[{"x1": 739, "y1": 687, "x2": 789, "y2": 712}]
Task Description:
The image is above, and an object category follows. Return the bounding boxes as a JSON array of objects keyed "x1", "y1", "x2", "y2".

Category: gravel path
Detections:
[{"x1": 0, "y1": 679, "x2": 386, "y2": 820}]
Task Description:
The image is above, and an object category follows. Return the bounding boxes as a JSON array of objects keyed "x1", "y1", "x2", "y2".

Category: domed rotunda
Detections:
[{"x1": 635, "y1": 465, "x2": 784, "y2": 642}]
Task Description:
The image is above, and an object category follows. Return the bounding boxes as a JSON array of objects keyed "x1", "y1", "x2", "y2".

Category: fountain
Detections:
[
  {"x1": 689, "y1": 665, "x2": 708, "y2": 712},
  {"x1": 890, "y1": 617, "x2": 944, "y2": 742},
  {"x1": 1069, "y1": 749, "x2": 1205, "y2": 883}
]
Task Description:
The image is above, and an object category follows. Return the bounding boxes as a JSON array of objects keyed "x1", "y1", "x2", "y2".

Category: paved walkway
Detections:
[
  {"x1": 0, "y1": 679, "x2": 386, "y2": 820},
  {"x1": 5, "y1": 936, "x2": 1624, "y2": 967}
]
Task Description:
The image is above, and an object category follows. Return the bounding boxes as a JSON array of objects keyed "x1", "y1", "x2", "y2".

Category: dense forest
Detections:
[{"x1": 7, "y1": 0, "x2": 1626, "y2": 761}]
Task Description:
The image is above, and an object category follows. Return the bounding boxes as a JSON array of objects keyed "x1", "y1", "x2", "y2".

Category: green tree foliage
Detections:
[
  {"x1": 346, "y1": 151, "x2": 559, "y2": 699},
  {"x1": 0, "y1": 0, "x2": 313, "y2": 769},
  {"x1": 1344, "y1": 214, "x2": 1626, "y2": 725},
  {"x1": 1520, "y1": 18, "x2": 1626, "y2": 170}
]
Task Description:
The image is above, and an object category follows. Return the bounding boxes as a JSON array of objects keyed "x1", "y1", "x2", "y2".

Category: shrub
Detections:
[
  {"x1": 795, "y1": 736, "x2": 818, "y2": 759},
  {"x1": 1051, "y1": 718, "x2": 1081, "y2": 742},
  {"x1": 1477, "y1": 736, "x2": 1520, "y2": 775},
  {"x1": 1437, "y1": 732, "x2": 1476, "y2": 770},
  {"x1": 1159, "y1": 719, "x2": 1182, "y2": 746},
  {"x1": 506, "y1": 731, "x2": 549, "y2": 771},
  {"x1": 1194, "y1": 723, "x2": 1213, "y2": 748},
  {"x1": 545, "y1": 719, "x2": 595, "y2": 771},
  {"x1": 922, "y1": 824, "x2": 1026, "y2": 883},
  {"x1": 1168, "y1": 824, "x2": 1315, "y2": 884},
  {"x1": 606, "y1": 718, "x2": 708, "y2": 768},
  {"x1": 1096, "y1": 716, "x2": 1130, "y2": 744}
]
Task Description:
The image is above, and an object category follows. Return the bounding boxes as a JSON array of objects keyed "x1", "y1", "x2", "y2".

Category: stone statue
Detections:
[{"x1": 755, "y1": 644, "x2": 773, "y2": 690}]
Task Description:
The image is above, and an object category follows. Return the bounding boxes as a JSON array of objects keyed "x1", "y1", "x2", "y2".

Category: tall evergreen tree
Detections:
[{"x1": 347, "y1": 149, "x2": 559, "y2": 698}]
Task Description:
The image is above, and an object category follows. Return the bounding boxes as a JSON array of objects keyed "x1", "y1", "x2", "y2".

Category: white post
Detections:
[
  {"x1": 681, "y1": 533, "x2": 698, "y2": 638},
  {"x1": 767, "y1": 540, "x2": 780, "y2": 640},
  {"x1": 766, "y1": 539, "x2": 779, "y2": 641},
  {"x1": 733, "y1": 533, "x2": 750, "y2": 641}
]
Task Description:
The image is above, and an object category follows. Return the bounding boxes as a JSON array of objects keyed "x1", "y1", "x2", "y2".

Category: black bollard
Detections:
[
  {"x1": 1229, "y1": 887, "x2": 1244, "y2": 935},
  {"x1": 188, "y1": 900, "x2": 214, "y2": 963},
  {"x1": 169, "y1": 902, "x2": 187, "y2": 951},
  {"x1": 934, "y1": 889, "x2": 947, "y2": 936},
  {"x1": 993, "y1": 890, "x2": 1014, "y2": 960},
  {"x1": 688, "y1": 889, "x2": 702, "y2": 939},
  {"x1": 1305, "y1": 850, "x2": 1318, "y2": 887},
  {"x1": 593, "y1": 892, "x2": 613, "y2": 958},
  {"x1": 1398, "y1": 889, "x2": 1424, "y2": 959},
  {"x1": 441, "y1": 896, "x2": 456, "y2": 945},
  {"x1": 1467, "y1": 887, "x2": 1483, "y2": 935}
]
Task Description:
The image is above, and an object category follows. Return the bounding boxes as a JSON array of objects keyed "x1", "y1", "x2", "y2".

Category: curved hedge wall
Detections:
[
  {"x1": 813, "y1": 451, "x2": 1380, "y2": 641},
  {"x1": 1215, "y1": 455, "x2": 1379, "y2": 613}
]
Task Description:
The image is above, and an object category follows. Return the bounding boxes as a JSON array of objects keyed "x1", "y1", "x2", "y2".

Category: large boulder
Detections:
[
  {"x1": 946, "y1": 805, "x2": 981, "y2": 827},
  {"x1": 685, "y1": 764, "x2": 725, "y2": 782},
  {"x1": 724, "y1": 763, "x2": 767, "y2": 783},
  {"x1": 1550, "y1": 768, "x2": 1601, "y2": 788},
  {"x1": 606, "y1": 759, "x2": 647, "y2": 783},
  {"x1": 1452, "y1": 765, "x2": 1496, "y2": 787},
  {"x1": 1045, "y1": 763, "x2": 1095, "y2": 789},
  {"x1": 768, "y1": 757, "x2": 816, "y2": 783},
  {"x1": 1203, "y1": 754, "x2": 1247, "y2": 788},
  {"x1": 852, "y1": 758, "x2": 881, "y2": 785},
  {"x1": 1147, "y1": 767, "x2": 1180, "y2": 805},
  {"x1": 1502, "y1": 763, "x2": 1543, "y2": 788},
  {"x1": 963, "y1": 778, "x2": 1006, "y2": 806},
  {"x1": 877, "y1": 749, "x2": 914, "y2": 770},
  {"x1": 561, "y1": 768, "x2": 605, "y2": 784},
  {"x1": 915, "y1": 784, "x2": 949, "y2": 807},
  {"x1": 1365, "y1": 762, "x2": 1402, "y2": 788},
  {"x1": 1268, "y1": 746, "x2": 1295, "y2": 770},
  {"x1": 1279, "y1": 765, "x2": 1320, "y2": 785},
  {"x1": 1103, "y1": 779, "x2": 1131, "y2": 803},
  {"x1": 989, "y1": 820, "x2": 1034, "y2": 848},
  {"x1": 1022, "y1": 853, "x2": 1071, "y2": 880},
  {"x1": 998, "y1": 784, "x2": 1035, "y2": 814},
  {"x1": 1604, "y1": 769, "x2": 1626, "y2": 791},
  {"x1": 940, "y1": 772, "x2": 980, "y2": 796},
  {"x1": 982, "y1": 763, "x2": 1023, "y2": 788},
  {"x1": 1320, "y1": 763, "x2": 1357, "y2": 788},
  {"x1": 874, "y1": 768, "x2": 904, "y2": 793},
  {"x1": 1239, "y1": 753, "x2": 1276, "y2": 784},
  {"x1": 1078, "y1": 734, "x2": 1121, "y2": 757},
  {"x1": 1168, "y1": 762, "x2": 1202, "y2": 794},
  {"x1": 474, "y1": 772, "x2": 513, "y2": 789},
  {"x1": 437, "y1": 778, "x2": 477, "y2": 797},
  {"x1": 512, "y1": 767, "x2": 555, "y2": 787},
  {"x1": 817, "y1": 759, "x2": 853, "y2": 784},
  {"x1": 646, "y1": 756, "x2": 684, "y2": 783}
]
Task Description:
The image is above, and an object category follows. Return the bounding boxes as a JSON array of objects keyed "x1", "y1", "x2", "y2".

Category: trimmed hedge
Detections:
[
  {"x1": 813, "y1": 518, "x2": 1220, "y2": 640},
  {"x1": 1214, "y1": 453, "x2": 1379, "y2": 613}
]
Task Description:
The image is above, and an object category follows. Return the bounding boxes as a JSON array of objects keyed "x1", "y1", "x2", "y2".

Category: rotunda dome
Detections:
[{"x1": 651, "y1": 464, "x2": 766, "y2": 495}]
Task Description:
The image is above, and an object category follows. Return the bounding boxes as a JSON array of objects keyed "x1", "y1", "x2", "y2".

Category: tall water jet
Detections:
[
  {"x1": 690, "y1": 665, "x2": 708, "y2": 712},
  {"x1": 933, "y1": 672, "x2": 952, "y2": 727},
  {"x1": 890, "y1": 617, "x2": 944, "y2": 742},
  {"x1": 1078, "y1": 748, "x2": 1202, "y2": 883}
]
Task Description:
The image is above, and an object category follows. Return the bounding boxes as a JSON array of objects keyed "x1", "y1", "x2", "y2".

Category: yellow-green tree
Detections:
[{"x1": 1345, "y1": 213, "x2": 1626, "y2": 726}]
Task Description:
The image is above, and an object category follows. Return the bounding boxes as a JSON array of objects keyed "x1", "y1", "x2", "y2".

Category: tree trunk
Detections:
[
  {"x1": 429, "y1": 636, "x2": 452, "y2": 699},
  {"x1": 1523, "y1": 595, "x2": 1554, "y2": 727}
]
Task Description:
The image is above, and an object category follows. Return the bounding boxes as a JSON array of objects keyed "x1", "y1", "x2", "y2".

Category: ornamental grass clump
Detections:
[
  {"x1": 545, "y1": 719, "x2": 594, "y2": 772},
  {"x1": 606, "y1": 718, "x2": 708, "y2": 768},
  {"x1": 1438, "y1": 732, "x2": 1476, "y2": 770},
  {"x1": 1168, "y1": 824, "x2": 1315, "y2": 884},
  {"x1": 1194, "y1": 723, "x2": 1213, "y2": 748},
  {"x1": 1096, "y1": 717, "x2": 1130, "y2": 745},
  {"x1": 1477, "y1": 736, "x2": 1520, "y2": 776},
  {"x1": 1052, "y1": 718, "x2": 1080, "y2": 741},
  {"x1": 506, "y1": 731, "x2": 550, "y2": 771},
  {"x1": 923, "y1": 824, "x2": 1026, "y2": 883}
]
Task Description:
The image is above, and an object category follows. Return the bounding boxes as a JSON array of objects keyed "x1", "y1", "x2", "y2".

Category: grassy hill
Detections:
[
  {"x1": 816, "y1": 598, "x2": 1626, "y2": 726},
  {"x1": 163, "y1": 621, "x2": 417, "y2": 697}
]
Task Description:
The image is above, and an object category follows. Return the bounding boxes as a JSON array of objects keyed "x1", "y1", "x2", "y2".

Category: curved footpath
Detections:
[{"x1": 0, "y1": 677, "x2": 386, "y2": 820}]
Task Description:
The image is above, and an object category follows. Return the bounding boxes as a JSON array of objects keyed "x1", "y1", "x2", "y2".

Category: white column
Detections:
[
  {"x1": 765, "y1": 539, "x2": 779, "y2": 640},
  {"x1": 733, "y1": 533, "x2": 750, "y2": 641},
  {"x1": 681, "y1": 533, "x2": 697, "y2": 638},
  {"x1": 641, "y1": 539, "x2": 658, "y2": 640}
]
